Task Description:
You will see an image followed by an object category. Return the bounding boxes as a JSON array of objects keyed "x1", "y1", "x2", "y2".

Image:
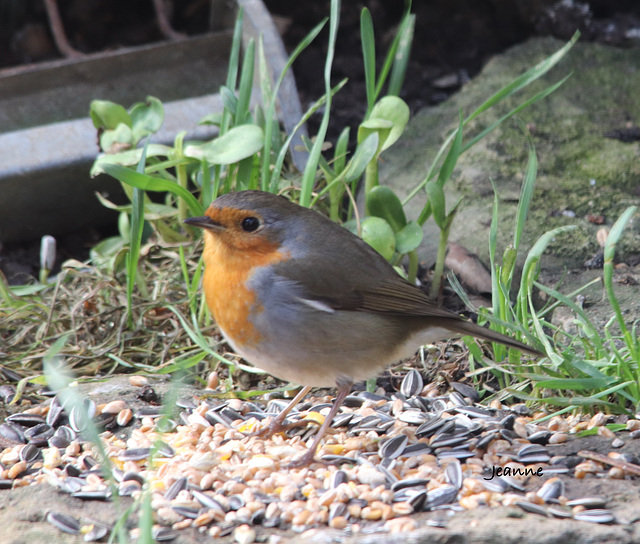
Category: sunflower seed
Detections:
[
  {"x1": 548, "y1": 506, "x2": 573, "y2": 519},
  {"x1": 57, "y1": 476, "x2": 86, "y2": 494},
  {"x1": 155, "y1": 417, "x2": 177, "y2": 433},
  {"x1": 436, "y1": 448, "x2": 475, "y2": 460},
  {"x1": 573, "y1": 509, "x2": 615, "y2": 524},
  {"x1": 454, "y1": 405, "x2": 494, "y2": 419},
  {"x1": 0, "y1": 423, "x2": 25, "y2": 444},
  {"x1": 500, "y1": 414, "x2": 516, "y2": 430},
  {"x1": 72, "y1": 489, "x2": 112, "y2": 501},
  {"x1": 20, "y1": 443, "x2": 42, "y2": 463},
  {"x1": 343, "y1": 396, "x2": 365, "y2": 408},
  {"x1": 517, "y1": 444, "x2": 551, "y2": 464},
  {"x1": 415, "y1": 417, "x2": 445, "y2": 438},
  {"x1": 401, "y1": 443, "x2": 432, "y2": 457},
  {"x1": 47, "y1": 512, "x2": 81, "y2": 534},
  {"x1": 431, "y1": 418, "x2": 456, "y2": 439},
  {"x1": 193, "y1": 490, "x2": 225, "y2": 512},
  {"x1": 450, "y1": 382, "x2": 480, "y2": 402},
  {"x1": 24, "y1": 423, "x2": 55, "y2": 446},
  {"x1": 500, "y1": 428, "x2": 519, "y2": 442},
  {"x1": 83, "y1": 522, "x2": 109, "y2": 541},
  {"x1": 500, "y1": 475, "x2": 526, "y2": 492},
  {"x1": 331, "y1": 413, "x2": 354, "y2": 428},
  {"x1": 134, "y1": 407, "x2": 163, "y2": 418},
  {"x1": 118, "y1": 448, "x2": 151, "y2": 461},
  {"x1": 449, "y1": 392, "x2": 468, "y2": 407},
  {"x1": 356, "y1": 391, "x2": 389, "y2": 402},
  {"x1": 6, "y1": 413, "x2": 46, "y2": 427},
  {"x1": 205, "y1": 409, "x2": 233, "y2": 428},
  {"x1": 431, "y1": 434, "x2": 471, "y2": 449},
  {"x1": 330, "y1": 470, "x2": 348, "y2": 488},
  {"x1": 566, "y1": 497, "x2": 607, "y2": 508},
  {"x1": 46, "y1": 397, "x2": 64, "y2": 427},
  {"x1": 176, "y1": 397, "x2": 198, "y2": 410},
  {"x1": 397, "y1": 409, "x2": 428, "y2": 425},
  {"x1": 379, "y1": 435, "x2": 408, "y2": 459},
  {"x1": 476, "y1": 430, "x2": 499, "y2": 450},
  {"x1": 482, "y1": 477, "x2": 509, "y2": 493},
  {"x1": 407, "y1": 489, "x2": 427, "y2": 511},
  {"x1": 229, "y1": 494, "x2": 246, "y2": 510},
  {"x1": 391, "y1": 478, "x2": 430, "y2": 492},
  {"x1": 537, "y1": 479, "x2": 565, "y2": 502},
  {"x1": 445, "y1": 460, "x2": 463, "y2": 489},
  {"x1": 122, "y1": 471, "x2": 144, "y2": 485},
  {"x1": 425, "y1": 485, "x2": 458, "y2": 509},
  {"x1": 119, "y1": 482, "x2": 141, "y2": 496},
  {"x1": 516, "y1": 501, "x2": 549, "y2": 516},
  {"x1": 401, "y1": 370, "x2": 423, "y2": 398},
  {"x1": 526, "y1": 432, "x2": 551, "y2": 446},
  {"x1": 164, "y1": 477, "x2": 188, "y2": 500},
  {"x1": 0, "y1": 384, "x2": 16, "y2": 403},
  {"x1": 171, "y1": 505, "x2": 200, "y2": 519},
  {"x1": 329, "y1": 502, "x2": 347, "y2": 521},
  {"x1": 155, "y1": 440, "x2": 175, "y2": 458},
  {"x1": 153, "y1": 527, "x2": 177, "y2": 541}
]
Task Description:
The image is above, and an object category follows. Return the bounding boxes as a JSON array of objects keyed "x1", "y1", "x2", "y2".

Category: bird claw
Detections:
[
  {"x1": 245, "y1": 417, "x2": 310, "y2": 439},
  {"x1": 283, "y1": 450, "x2": 318, "y2": 469}
]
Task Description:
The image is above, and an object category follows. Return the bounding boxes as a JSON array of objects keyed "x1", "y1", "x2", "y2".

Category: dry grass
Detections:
[{"x1": 0, "y1": 242, "x2": 226, "y2": 386}]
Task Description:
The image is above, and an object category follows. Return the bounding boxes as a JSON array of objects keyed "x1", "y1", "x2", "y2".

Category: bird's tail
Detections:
[{"x1": 447, "y1": 319, "x2": 543, "y2": 357}]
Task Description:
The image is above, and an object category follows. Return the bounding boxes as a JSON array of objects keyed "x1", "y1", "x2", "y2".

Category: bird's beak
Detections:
[{"x1": 183, "y1": 215, "x2": 223, "y2": 231}]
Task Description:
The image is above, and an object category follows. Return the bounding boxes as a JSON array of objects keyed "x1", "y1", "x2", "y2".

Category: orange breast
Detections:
[{"x1": 202, "y1": 231, "x2": 288, "y2": 349}]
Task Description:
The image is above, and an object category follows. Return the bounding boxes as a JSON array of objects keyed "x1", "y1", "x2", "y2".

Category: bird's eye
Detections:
[{"x1": 241, "y1": 216, "x2": 260, "y2": 232}]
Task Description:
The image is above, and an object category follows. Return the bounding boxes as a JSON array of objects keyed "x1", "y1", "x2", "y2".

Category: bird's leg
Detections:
[
  {"x1": 286, "y1": 381, "x2": 352, "y2": 468},
  {"x1": 250, "y1": 385, "x2": 312, "y2": 438}
]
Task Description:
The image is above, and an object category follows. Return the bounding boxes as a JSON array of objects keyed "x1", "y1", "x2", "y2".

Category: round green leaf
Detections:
[
  {"x1": 357, "y1": 118, "x2": 393, "y2": 155},
  {"x1": 90, "y1": 100, "x2": 131, "y2": 130},
  {"x1": 366, "y1": 185, "x2": 407, "y2": 232},
  {"x1": 130, "y1": 96, "x2": 164, "y2": 142},
  {"x1": 99, "y1": 123, "x2": 133, "y2": 154},
  {"x1": 361, "y1": 216, "x2": 396, "y2": 261},
  {"x1": 395, "y1": 221, "x2": 423, "y2": 254},
  {"x1": 369, "y1": 96, "x2": 410, "y2": 151},
  {"x1": 184, "y1": 125, "x2": 264, "y2": 165}
]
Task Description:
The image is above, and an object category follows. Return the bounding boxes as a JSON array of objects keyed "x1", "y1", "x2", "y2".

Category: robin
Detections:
[{"x1": 184, "y1": 190, "x2": 541, "y2": 466}]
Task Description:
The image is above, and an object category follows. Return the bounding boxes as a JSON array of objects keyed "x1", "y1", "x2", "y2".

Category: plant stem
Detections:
[
  {"x1": 429, "y1": 222, "x2": 449, "y2": 300},
  {"x1": 363, "y1": 159, "x2": 379, "y2": 215}
]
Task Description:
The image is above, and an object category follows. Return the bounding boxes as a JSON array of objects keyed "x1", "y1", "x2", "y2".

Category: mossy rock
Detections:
[{"x1": 381, "y1": 37, "x2": 640, "y2": 270}]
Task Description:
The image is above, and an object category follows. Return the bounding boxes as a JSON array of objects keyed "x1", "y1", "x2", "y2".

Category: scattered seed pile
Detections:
[{"x1": 1, "y1": 372, "x2": 639, "y2": 542}]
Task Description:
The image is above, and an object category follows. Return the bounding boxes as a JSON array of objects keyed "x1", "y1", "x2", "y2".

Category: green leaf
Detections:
[
  {"x1": 101, "y1": 164, "x2": 203, "y2": 216},
  {"x1": 361, "y1": 216, "x2": 396, "y2": 261},
  {"x1": 342, "y1": 133, "x2": 379, "y2": 183},
  {"x1": 437, "y1": 110, "x2": 464, "y2": 187},
  {"x1": 360, "y1": 8, "x2": 376, "y2": 113},
  {"x1": 130, "y1": 96, "x2": 164, "y2": 142},
  {"x1": 535, "y1": 377, "x2": 615, "y2": 390},
  {"x1": 388, "y1": 13, "x2": 415, "y2": 96},
  {"x1": 425, "y1": 181, "x2": 445, "y2": 229},
  {"x1": 90, "y1": 99, "x2": 131, "y2": 129},
  {"x1": 199, "y1": 112, "x2": 223, "y2": 126},
  {"x1": 369, "y1": 96, "x2": 410, "y2": 151},
  {"x1": 395, "y1": 221, "x2": 423, "y2": 254},
  {"x1": 366, "y1": 185, "x2": 407, "y2": 232},
  {"x1": 95, "y1": 193, "x2": 179, "y2": 220},
  {"x1": 90, "y1": 144, "x2": 174, "y2": 176},
  {"x1": 357, "y1": 118, "x2": 393, "y2": 155},
  {"x1": 99, "y1": 123, "x2": 133, "y2": 153},
  {"x1": 184, "y1": 125, "x2": 264, "y2": 165}
]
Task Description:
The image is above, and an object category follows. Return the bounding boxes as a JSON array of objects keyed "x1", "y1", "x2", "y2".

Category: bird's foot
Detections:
[{"x1": 246, "y1": 417, "x2": 310, "y2": 439}]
